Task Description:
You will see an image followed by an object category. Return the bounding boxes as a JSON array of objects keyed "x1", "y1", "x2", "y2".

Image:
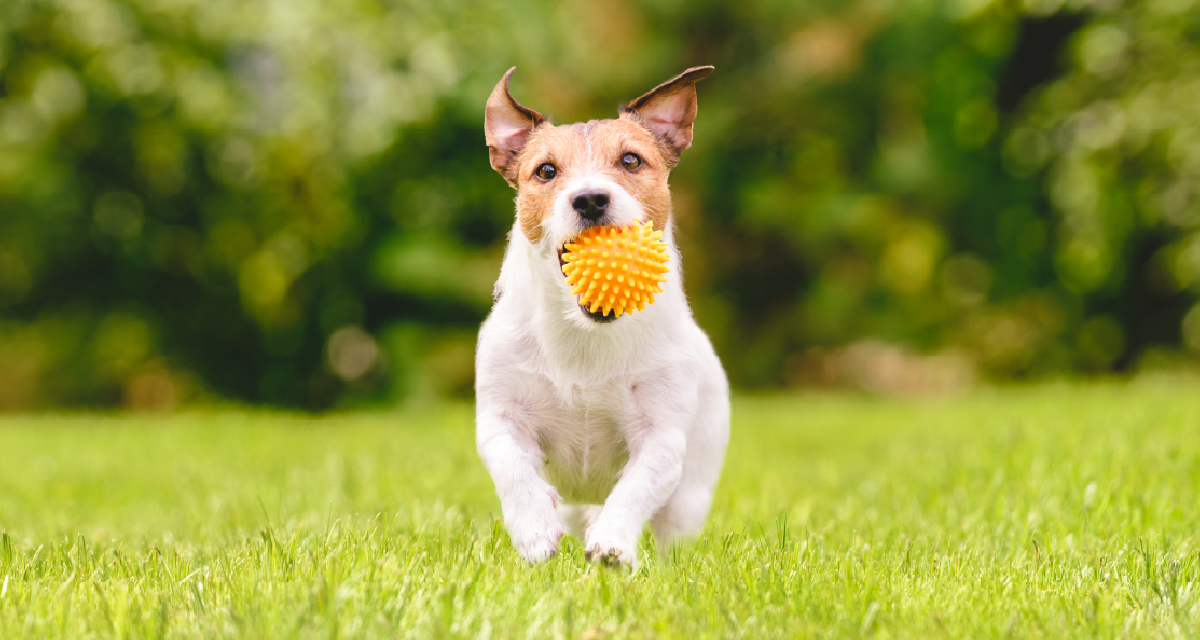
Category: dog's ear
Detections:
[
  {"x1": 485, "y1": 68, "x2": 546, "y2": 186},
  {"x1": 620, "y1": 66, "x2": 714, "y2": 167}
]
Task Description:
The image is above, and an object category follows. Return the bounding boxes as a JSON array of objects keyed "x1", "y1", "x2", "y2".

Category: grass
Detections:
[{"x1": 1, "y1": 381, "x2": 1199, "y2": 638}]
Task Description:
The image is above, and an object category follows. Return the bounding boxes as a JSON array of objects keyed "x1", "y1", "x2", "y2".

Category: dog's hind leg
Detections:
[
  {"x1": 557, "y1": 504, "x2": 603, "y2": 540},
  {"x1": 652, "y1": 370, "x2": 729, "y2": 551}
]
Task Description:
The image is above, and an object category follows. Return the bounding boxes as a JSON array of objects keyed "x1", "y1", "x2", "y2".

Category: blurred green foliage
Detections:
[{"x1": 1, "y1": 0, "x2": 1198, "y2": 409}]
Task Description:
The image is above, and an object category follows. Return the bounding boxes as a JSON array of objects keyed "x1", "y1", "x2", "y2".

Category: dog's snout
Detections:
[{"x1": 571, "y1": 191, "x2": 611, "y2": 221}]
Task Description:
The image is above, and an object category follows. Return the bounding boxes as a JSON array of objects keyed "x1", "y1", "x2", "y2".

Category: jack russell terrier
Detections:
[{"x1": 475, "y1": 66, "x2": 730, "y2": 568}]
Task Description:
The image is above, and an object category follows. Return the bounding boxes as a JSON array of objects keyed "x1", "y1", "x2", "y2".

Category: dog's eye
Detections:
[
  {"x1": 621, "y1": 153, "x2": 642, "y2": 171},
  {"x1": 535, "y1": 163, "x2": 557, "y2": 181}
]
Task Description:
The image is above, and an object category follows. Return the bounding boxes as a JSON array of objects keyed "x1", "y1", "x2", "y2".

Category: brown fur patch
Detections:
[{"x1": 513, "y1": 119, "x2": 673, "y2": 244}]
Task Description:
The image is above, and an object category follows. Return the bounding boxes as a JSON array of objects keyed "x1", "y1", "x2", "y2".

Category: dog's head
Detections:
[{"x1": 484, "y1": 66, "x2": 712, "y2": 322}]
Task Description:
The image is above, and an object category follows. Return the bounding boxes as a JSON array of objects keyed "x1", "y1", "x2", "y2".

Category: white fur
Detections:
[{"x1": 475, "y1": 166, "x2": 730, "y2": 569}]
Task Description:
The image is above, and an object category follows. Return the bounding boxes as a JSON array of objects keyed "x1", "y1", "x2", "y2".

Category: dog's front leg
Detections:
[
  {"x1": 585, "y1": 425, "x2": 685, "y2": 569},
  {"x1": 477, "y1": 409, "x2": 564, "y2": 564},
  {"x1": 585, "y1": 382, "x2": 693, "y2": 569}
]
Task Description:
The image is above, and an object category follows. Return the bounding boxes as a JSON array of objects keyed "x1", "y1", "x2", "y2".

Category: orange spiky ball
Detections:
[{"x1": 560, "y1": 221, "x2": 670, "y2": 318}]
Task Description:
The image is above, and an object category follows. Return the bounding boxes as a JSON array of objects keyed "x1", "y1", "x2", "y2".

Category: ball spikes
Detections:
[{"x1": 561, "y1": 221, "x2": 669, "y2": 318}]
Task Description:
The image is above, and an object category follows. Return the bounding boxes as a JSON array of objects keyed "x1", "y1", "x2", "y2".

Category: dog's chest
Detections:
[{"x1": 535, "y1": 381, "x2": 635, "y2": 504}]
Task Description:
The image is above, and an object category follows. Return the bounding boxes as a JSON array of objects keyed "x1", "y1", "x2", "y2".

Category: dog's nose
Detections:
[{"x1": 571, "y1": 191, "x2": 611, "y2": 221}]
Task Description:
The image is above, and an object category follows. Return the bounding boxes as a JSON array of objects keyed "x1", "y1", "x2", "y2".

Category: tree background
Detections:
[{"x1": 1, "y1": 0, "x2": 1198, "y2": 410}]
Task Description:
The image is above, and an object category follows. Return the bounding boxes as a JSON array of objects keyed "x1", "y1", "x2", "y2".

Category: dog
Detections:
[{"x1": 475, "y1": 66, "x2": 730, "y2": 568}]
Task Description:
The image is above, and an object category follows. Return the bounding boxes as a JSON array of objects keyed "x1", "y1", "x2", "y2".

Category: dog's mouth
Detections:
[{"x1": 558, "y1": 247, "x2": 616, "y2": 323}]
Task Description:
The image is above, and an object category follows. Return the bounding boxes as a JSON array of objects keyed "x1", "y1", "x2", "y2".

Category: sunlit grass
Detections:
[{"x1": 2, "y1": 381, "x2": 1199, "y2": 638}]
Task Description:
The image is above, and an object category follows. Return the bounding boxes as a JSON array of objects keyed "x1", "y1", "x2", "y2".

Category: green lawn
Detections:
[{"x1": 1, "y1": 381, "x2": 1199, "y2": 639}]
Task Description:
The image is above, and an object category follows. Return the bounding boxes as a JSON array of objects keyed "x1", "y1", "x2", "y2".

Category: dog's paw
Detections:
[
  {"x1": 511, "y1": 520, "x2": 564, "y2": 564},
  {"x1": 503, "y1": 488, "x2": 565, "y2": 564},
  {"x1": 583, "y1": 523, "x2": 639, "y2": 570}
]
